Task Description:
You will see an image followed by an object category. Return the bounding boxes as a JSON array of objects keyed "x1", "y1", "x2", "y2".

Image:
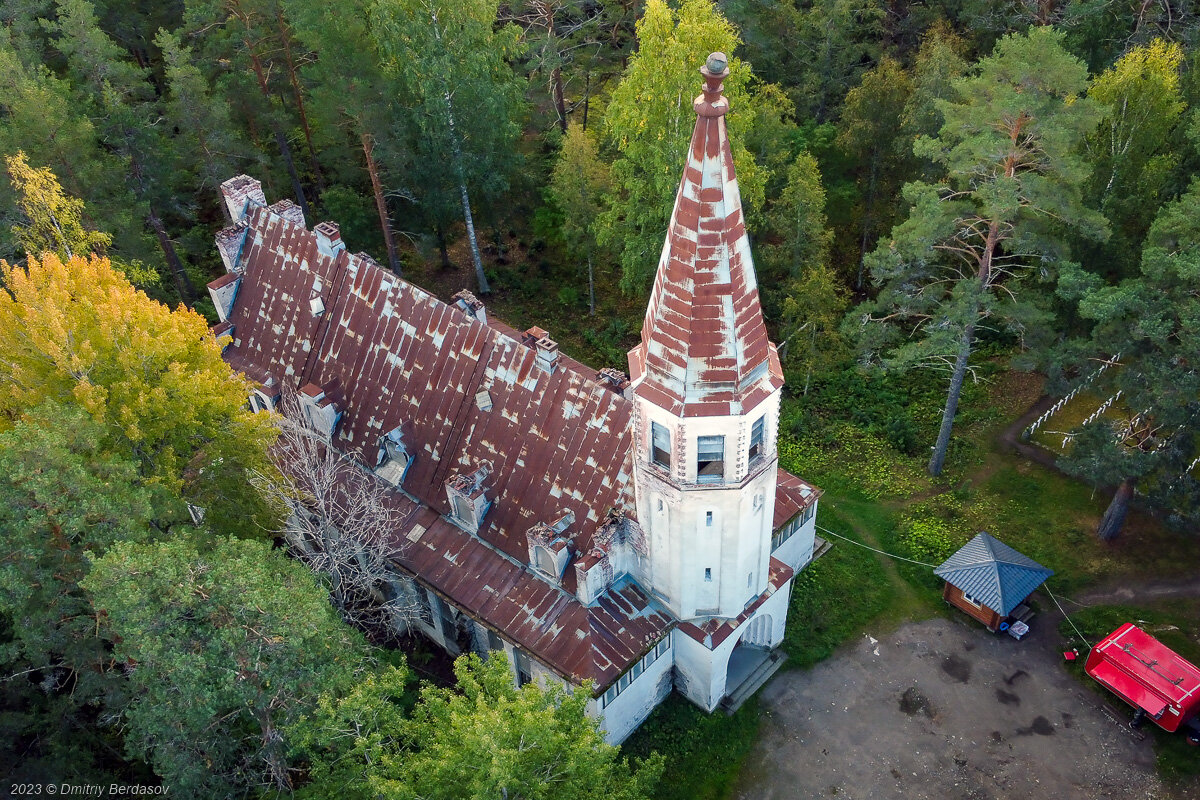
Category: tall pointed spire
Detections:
[{"x1": 628, "y1": 53, "x2": 783, "y2": 418}]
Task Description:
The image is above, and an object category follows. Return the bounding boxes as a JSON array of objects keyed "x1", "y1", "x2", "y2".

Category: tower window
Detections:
[
  {"x1": 704, "y1": 568, "x2": 712, "y2": 582},
  {"x1": 749, "y1": 416, "x2": 765, "y2": 461},
  {"x1": 697, "y1": 436, "x2": 724, "y2": 483},
  {"x1": 651, "y1": 422, "x2": 671, "y2": 469},
  {"x1": 705, "y1": 511, "x2": 713, "y2": 527}
]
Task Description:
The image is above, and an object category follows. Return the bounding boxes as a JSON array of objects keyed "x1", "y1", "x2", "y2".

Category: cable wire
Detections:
[
  {"x1": 1044, "y1": 585, "x2": 1093, "y2": 650},
  {"x1": 814, "y1": 524, "x2": 939, "y2": 569},
  {"x1": 816, "y1": 524, "x2": 1091, "y2": 650}
]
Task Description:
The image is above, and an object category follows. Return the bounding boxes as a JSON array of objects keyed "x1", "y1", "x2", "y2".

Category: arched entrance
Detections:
[{"x1": 722, "y1": 614, "x2": 785, "y2": 712}]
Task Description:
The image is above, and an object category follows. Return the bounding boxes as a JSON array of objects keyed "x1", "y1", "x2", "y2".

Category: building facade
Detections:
[{"x1": 208, "y1": 53, "x2": 821, "y2": 743}]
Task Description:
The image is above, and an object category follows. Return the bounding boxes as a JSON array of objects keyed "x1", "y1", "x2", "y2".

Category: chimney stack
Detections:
[
  {"x1": 220, "y1": 175, "x2": 267, "y2": 223},
  {"x1": 314, "y1": 221, "x2": 346, "y2": 260}
]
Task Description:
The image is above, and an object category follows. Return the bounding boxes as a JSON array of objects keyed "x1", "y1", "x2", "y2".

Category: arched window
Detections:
[{"x1": 534, "y1": 545, "x2": 558, "y2": 577}]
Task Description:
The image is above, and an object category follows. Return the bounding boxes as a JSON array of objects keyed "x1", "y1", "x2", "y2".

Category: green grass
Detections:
[
  {"x1": 622, "y1": 695, "x2": 763, "y2": 800},
  {"x1": 1058, "y1": 601, "x2": 1200, "y2": 784},
  {"x1": 780, "y1": 498, "x2": 901, "y2": 667}
]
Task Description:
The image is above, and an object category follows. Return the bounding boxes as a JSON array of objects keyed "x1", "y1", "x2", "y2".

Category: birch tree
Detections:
[
  {"x1": 597, "y1": 0, "x2": 775, "y2": 295},
  {"x1": 548, "y1": 121, "x2": 611, "y2": 315},
  {"x1": 858, "y1": 28, "x2": 1106, "y2": 476},
  {"x1": 370, "y1": 0, "x2": 527, "y2": 293},
  {"x1": 5, "y1": 152, "x2": 112, "y2": 261},
  {"x1": 1084, "y1": 38, "x2": 1186, "y2": 277},
  {"x1": 252, "y1": 393, "x2": 418, "y2": 635}
]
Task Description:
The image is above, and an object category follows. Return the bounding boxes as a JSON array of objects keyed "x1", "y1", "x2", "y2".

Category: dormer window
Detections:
[
  {"x1": 749, "y1": 416, "x2": 765, "y2": 462},
  {"x1": 446, "y1": 465, "x2": 491, "y2": 534},
  {"x1": 697, "y1": 436, "x2": 724, "y2": 484},
  {"x1": 298, "y1": 383, "x2": 341, "y2": 442},
  {"x1": 534, "y1": 546, "x2": 558, "y2": 577},
  {"x1": 526, "y1": 521, "x2": 572, "y2": 585},
  {"x1": 376, "y1": 427, "x2": 412, "y2": 487},
  {"x1": 651, "y1": 422, "x2": 671, "y2": 469}
]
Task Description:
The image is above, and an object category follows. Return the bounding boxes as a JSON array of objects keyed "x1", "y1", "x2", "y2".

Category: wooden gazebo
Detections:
[{"x1": 934, "y1": 533, "x2": 1053, "y2": 633}]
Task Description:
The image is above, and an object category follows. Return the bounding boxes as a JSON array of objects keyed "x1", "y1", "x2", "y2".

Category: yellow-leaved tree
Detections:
[
  {"x1": 5, "y1": 150, "x2": 111, "y2": 261},
  {"x1": 0, "y1": 252, "x2": 281, "y2": 537}
]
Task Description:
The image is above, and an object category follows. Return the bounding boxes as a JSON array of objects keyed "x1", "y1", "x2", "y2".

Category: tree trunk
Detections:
[
  {"x1": 428, "y1": 8, "x2": 488, "y2": 292},
  {"x1": 582, "y1": 71, "x2": 590, "y2": 131},
  {"x1": 274, "y1": 126, "x2": 310, "y2": 221},
  {"x1": 587, "y1": 252, "x2": 595, "y2": 316},
  {"x1": 147, "y1": 208, "x2": 195, "y2": 307},
  {"x1": 552, "y1": 65, "x2": 567, "y2": 134},
  {"x1": 245, "y1": 43, "x2": 310, "y2": 220},
  {"x1": 1097, "y1": 478, "x2": 1135, "y2": 542},
  {"x1": 361, "y1": 132, "x2": 402, "y2": 276},
  {"x1": 459, "y1": 180, "x2": 489, "y2": 294},
  {"x1": 441, "y1": 90, "x2": 488, "y2": 293},
  {"x1": 856, "y1": 156, "x2": 879, "y2": 290},
  {"x1": 928, "y1": 318, "x2": 975, "y2": 476},
  {"x1": 436, "y1": 226, "x2": 451, "y2": 269},
  {"x1": 275, "y1": 5, "x2": 325, "y2": 195}
]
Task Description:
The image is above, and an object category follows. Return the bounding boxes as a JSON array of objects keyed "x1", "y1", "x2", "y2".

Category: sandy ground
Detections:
[{"x1": 734, "y1": 618, "x2": 1195, "y2": 800}]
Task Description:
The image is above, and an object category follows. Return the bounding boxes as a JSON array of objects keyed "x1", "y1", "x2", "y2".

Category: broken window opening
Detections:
[
  {"x1": 749, "y1": 416, "x2": 765, "y2": 461},
  {"x1": 513, "y1": 649, "x2": 533, "y2": 687},
  {"x1": 697, "y1": 435, "x2": 724, "y2": 484},
  {"x1": 651, "y1": 422, "x2": 671, "y2": 469}
]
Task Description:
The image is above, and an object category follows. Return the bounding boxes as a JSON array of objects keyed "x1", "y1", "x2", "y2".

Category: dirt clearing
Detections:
[{"x1": 735, "y1": 618, "x2": 1192, "y2": 800}]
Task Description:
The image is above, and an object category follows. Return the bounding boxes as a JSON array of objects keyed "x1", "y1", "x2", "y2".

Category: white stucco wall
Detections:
[
  {"x1": 633, "y1": 389, "x2": 784, "y2": 620},
  {"x1": 671, "y1": 579, "x2": 793, "y2": 711},
  {"x1": 593, "y1": 641, "x2": 675, "y2": 744},
  {"x1": 772, "y1": 500, "x2": 819, "y2": 573}
]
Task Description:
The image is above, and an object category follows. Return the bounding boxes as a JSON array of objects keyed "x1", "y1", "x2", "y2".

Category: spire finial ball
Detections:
[{"x1": 705, "y1": 53, "x2": 728, "y2": 75}]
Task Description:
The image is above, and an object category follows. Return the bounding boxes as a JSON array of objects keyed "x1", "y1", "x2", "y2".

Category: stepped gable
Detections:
[{"x1": 628, "y1": 52, "x2": 783, "y2": 418}]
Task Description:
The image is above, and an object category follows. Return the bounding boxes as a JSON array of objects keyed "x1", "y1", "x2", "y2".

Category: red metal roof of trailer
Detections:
[{"x1": 1085, "y1": 623, "x2": 1200, "y2": 732}]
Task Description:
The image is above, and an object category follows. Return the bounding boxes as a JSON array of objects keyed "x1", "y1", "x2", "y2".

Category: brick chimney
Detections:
[
  {"x1": 314, "y1": 221, "x2": 346, "y2": 260},
  {"x1": 220, "y1": 175, "x2": 267, "y2": 223}
]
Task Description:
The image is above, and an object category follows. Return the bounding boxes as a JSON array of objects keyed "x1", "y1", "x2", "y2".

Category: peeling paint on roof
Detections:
[
  {"x1": 629, "y1": 71, "x2": 783, "y2": 418},
  {"x1": 220, "y1": 204, "x2": 670, "y2": 688}
]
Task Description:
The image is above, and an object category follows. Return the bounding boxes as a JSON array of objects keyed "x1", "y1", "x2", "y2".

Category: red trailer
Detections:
[{"x1": 1085, "y1": 623, "x2": 1200, "y2": 733}]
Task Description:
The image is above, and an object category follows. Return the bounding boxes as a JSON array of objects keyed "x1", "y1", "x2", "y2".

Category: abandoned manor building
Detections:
[{"x1": 206, "y1": 53, "x2": 822, "y2": 742}]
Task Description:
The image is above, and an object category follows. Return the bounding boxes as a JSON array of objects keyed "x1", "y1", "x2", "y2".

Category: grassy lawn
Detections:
[
  {"x1": 622, "y1": 695, "x2": 763, "y2": 800},
  {"x1": 1058, "y1": 601, "x2": 1200, "y2": 784}
]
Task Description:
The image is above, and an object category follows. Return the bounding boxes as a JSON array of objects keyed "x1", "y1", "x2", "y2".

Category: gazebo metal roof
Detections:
[{"x1": 934, "y1": 532, "x2": 1053, "y2": 616}]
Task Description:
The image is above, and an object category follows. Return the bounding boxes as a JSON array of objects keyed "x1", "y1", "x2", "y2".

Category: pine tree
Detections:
[
  {"x1": 82, "y1": 536, "x2": 370, "y2": 796},
  {"x1": 1059, "y1": 181, "x2": 1200, "y2": 539},
  {"x1": 858, "y1": 28, "x2": 1106, "y2": 477}
]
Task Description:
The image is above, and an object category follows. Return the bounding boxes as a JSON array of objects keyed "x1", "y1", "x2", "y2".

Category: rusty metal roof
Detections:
[
  {"x1": 774, "y1": 470, "x2": 823, "y2": 530},
  {"x1": 628, "y1": 57, "x2": 783, "y2": 419},
  {"x1": 220, "y1": 204, "x2": 670, "y2": 688}
]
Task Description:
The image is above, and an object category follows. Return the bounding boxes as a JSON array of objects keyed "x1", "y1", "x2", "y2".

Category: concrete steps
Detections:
[{"x1": 720, "y1": 649, "x2": 788, "y2": 715}]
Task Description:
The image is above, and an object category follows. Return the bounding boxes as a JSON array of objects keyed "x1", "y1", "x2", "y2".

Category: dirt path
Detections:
[
  {"x1": 1068, "y1": 577, "x2": 1200, "y2": 608},
  {"x1": 997, "y1": 393, "x2": 1060, "y2": 471}
]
